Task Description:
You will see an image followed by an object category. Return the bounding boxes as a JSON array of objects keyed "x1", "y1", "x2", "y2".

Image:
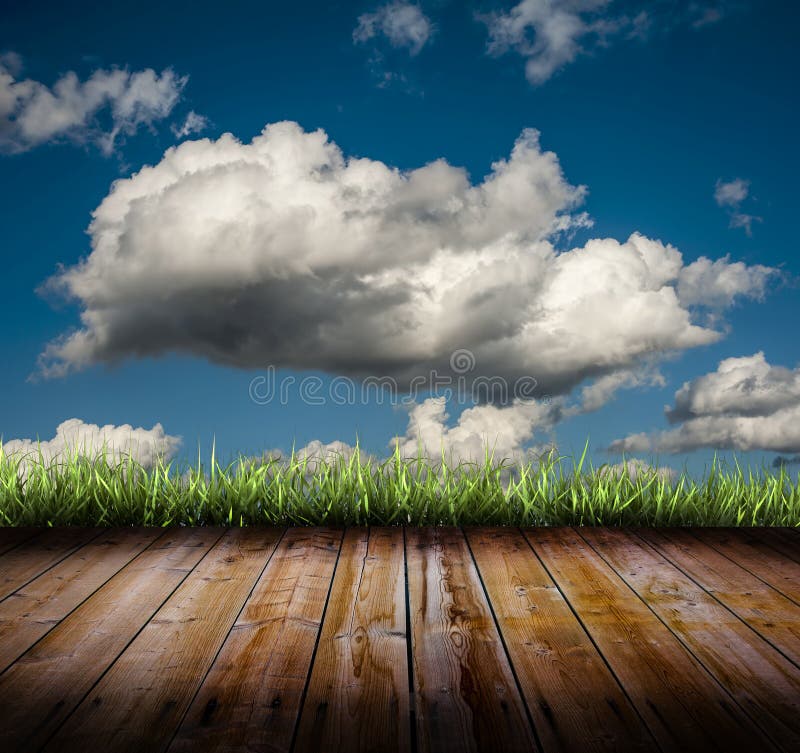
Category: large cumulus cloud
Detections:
[
  {"x1": 35, "y1": 121, "x2": 775, "y2": 417},
  {"x1": 609, "y1": 352, "x2": 800, "y2": 454}
]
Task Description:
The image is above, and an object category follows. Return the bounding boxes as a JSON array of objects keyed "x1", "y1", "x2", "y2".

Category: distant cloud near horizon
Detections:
[
  {"x1": 258, "y1": 395, "x2": 561, "y2": 469},
  {"x1": 610, "y1": 352, "x2": 800, "y2": 454},
  {"x1": 714, "y1": 177, "x2": 762, "y2": 235},
  {"x1": 0, "y1": 52, "x2": 187, "y2": 155},
  {"x1": 0, "y1": 418, "x2": 182, "y2": 478},
  {"x1": 479, "y1": 1, "x2": 736, "y2": 85},
  {"x1": 599, "y1": 458, "x2": 676, "y2": 482}
]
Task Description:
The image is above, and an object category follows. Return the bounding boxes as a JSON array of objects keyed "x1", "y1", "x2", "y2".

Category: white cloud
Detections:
[
  {"x1": 599, "y1": 458, "x2": 677, "y2": 482},
  {"x1": 0, "y1": 418, "x2": 182, "y2": 481},
  {"x1": 34, "y1": 122, "x2": 775, "y2": 415},
  {"x1": 479, "y1": 1, "x2": 736, "y2": 85},
  {"x1": 609, "y1": 352, "x2": 800, "y2": 454},
  {"x1": 390, "y1": 395, "x2": 561, "y2": 466},
  {"x1": 714, "y1": 177, "x2": 749, "y2": 207},
  {"x1": 0, "y1": 55, "x2": 187, "y2": 155},
  {"x1": 728, "y1": 211, "x2": 762, "y2": 236},
  {"x1": 353, "y1": 2, "x2": 434, "y2": 56},
  {"x1": 481, "y1": 0, "x2": 615, "y2": 85},
  {"x1": 676, "y1": 255, "x2": 776, "y2": 309},
  {"x1": 171, "y1": 110, "x2": 209, "y2": 139},
  {"x1": 256, "y1": 396, "x2": 560, "y2": 470},
  {"x1": 714, "y1": 177, "x2": 762, "y2": 236},
  {"x1": 564, "y1": 366, "x2": 666, "y2": 416}
]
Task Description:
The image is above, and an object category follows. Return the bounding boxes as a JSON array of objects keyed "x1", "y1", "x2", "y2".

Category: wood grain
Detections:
[
  {"x1": 0, "y1": 527, "x2": 163, "y2": 672},
  {"x1": 0, "y1": 527, "x2": 41, "y2": 556},
  {"x1": 0, "y1": 528, "x2": 100, "y2": 601},
  {"x1": 525, "y1": 526, "x2": 776, "y2": 753},
  {"x1": 748, "y1": 527, "x2": 800, "y2": 564},
  {"x1": 0, "y1": 526, "x2": 795, "y2": 753},
  {"x1": 293, "y1": 527, "x2": 410, "y2": 753},
  {"x1": 466, "y1": 527, "x2": 653, "y2": 753},
  {"x1": 638, "y1": 527, "x2": 800, "y2": 669},
  {"x1": 583, "y1": 526, "x2": 800, "y2": 751},
  {"x1": 42, "y1": 527, "x2": 284, "y2": 753},
  {"x1": 0, "y1": 527, "x2": 223, "y2": 752},
  {"x1": 407, "y1": 526, "x2": 538, "y2": 753},
  {"x1": 168, "y1": 527, "x2": 342, "y2": 753},
  {"x1": 696, "y1": 528, "x2": 800, "y2": 605}
]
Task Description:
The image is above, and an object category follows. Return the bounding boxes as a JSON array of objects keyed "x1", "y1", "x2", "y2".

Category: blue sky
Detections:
[{"x1": 1, "y1": 0, "x2": 798, "y2": 478}]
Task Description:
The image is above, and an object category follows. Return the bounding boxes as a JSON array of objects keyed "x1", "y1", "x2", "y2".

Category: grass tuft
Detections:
[{"x1": 0, "y1": 440, "x2": 798, "y2": 527}]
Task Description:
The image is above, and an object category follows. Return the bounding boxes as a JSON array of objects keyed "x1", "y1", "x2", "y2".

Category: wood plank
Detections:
[
  {"x1": 697, "y1": 528, "x2": 800, "y2": 605},
  {"x1": 293, "y1": 527, "x2": 409, "y2": 753},
  {"x1": 748, "y1": 528, "x2": 800, "y2": 564},
  {"x1": 167, "y1": 527, "x2": 342, "y2": 753},
  {"x1": 407, "y1": 527, "x2": 537, "y2": 753},
  {"x1": 0, "y1": 527, "x2": 163, "y2": 673},
  {"x1": 0, "y1": 527, "x2": 223, "y2": 753},
  {"x1": 465, "y1": 527, "x2": 653, "y2": 753},
  {"x1": 0, "y1": 527, "x2": 42, "y2": 556},
  {"x1": 582, "y1": 527, "x2": 800, "y2": 752},
  {"x1": 638, "y1": 528, "x2": 800, "y2": 669},
  {"x1": 42, "y1": 527, "x2": 285, "y2": 753},
  {"x1": 525, "y1": 526, "x2": 776, "y2": 753},
  {"x1": 0, "y1": 528, "x2": 101, "y2": 601}
]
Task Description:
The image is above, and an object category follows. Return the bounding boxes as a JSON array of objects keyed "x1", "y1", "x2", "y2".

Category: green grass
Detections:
[{"x1": 1, "y1": 439, "x2": 798, "y2": 527}]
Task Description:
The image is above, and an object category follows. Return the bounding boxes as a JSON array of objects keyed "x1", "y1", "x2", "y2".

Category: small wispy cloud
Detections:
[
  {"x1": 478, "y1": 1, "x2": 738, "y2": 86},
  {"x1": 0, "y1": 53, "x2": 188, "y2": 155},
  {"x1": 171, "y1": 110, "x2": 209, "y2": 139},
  {"x1": 353, "y1": 1, "x2": 434, "y2": 56},
  {"x1": 714, "y1": 177, "x2": 749, "y2": 207},
  {"x1": 714, "y1": 177, "x2": 762, "y2": 235}
]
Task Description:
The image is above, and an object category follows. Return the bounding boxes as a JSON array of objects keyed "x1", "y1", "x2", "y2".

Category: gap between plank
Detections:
[
  {"x1": 518, "y1": 527, "x2": 664, "y2": 753},
  {"x1": 461, "y1": 527, "x2": 544, "y2": 753},
  {"x1": 36, "y1": 527, "x2": 228, "y2": 753},
  {"x1": 633, "y1": 529, "x2": 800, "y2": 674},
  {"x1": 287, "y1": 526, "x2": 347, "y2": 753},
  {"x1": 577, "y1": 528, "x2": 782, "y2": 753}
]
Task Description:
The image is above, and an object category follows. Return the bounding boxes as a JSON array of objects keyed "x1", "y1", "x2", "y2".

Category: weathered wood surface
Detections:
[
  {"x1": 0, "y1": 527, "x2": 164, "y2": 674},
  {"x1": 42, "y1": 527, "x2": 284, "y2": 753},
  {"x1": 638, "y1": 528, "x2": 800, "y2": 668},
  {"x1": 465, "y1": 527, "x2": 652, "y2": 753},
  {"x1": 293, "y1": 527, "x2": 410, "y2": 753},
  {"x1": 169, "y1": 527, "x2": 342, "y2": 753},
  {"x1": 0, "y1": 527, "x2": 223, "y2": 753},
  {"x1": 0, "y1": 528, "x2": 100, "y2": 601},
  {"x1": 0, "y1": 525, "x2": 798, "y2": 753},
  {"x1": 407, "y1": 526, "x2": 537, "y2": 753},
  {"x1": 582, "y1": 527, "x2": 800, "y2": 751},
  {"x1": 525, "y1": 526, "x2": 778, "y2": 753}
]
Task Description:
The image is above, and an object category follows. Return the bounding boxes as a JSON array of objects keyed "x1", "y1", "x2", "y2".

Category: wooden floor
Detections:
[{"x1": 0, "y1": 527, "x2": 798, "y2": 752}]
